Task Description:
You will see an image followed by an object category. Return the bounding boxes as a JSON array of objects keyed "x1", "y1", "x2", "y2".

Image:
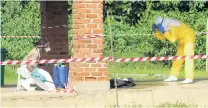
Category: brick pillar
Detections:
[
  {"x1": 40, "y1": 1, "x2": 69, "y2": 74},
  {"x1": 70, "y1": 0, "x2": 109, "y2": 90}
]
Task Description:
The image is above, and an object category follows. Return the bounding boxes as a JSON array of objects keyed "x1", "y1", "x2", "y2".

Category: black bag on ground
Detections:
[{"x1": 110, "y1": 77, "x2": 136, "y2": 88}]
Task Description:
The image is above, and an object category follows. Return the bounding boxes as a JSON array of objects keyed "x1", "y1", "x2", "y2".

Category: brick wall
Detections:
[
  {"x1": 40, "y1": 1, "x2": 69, "y2": 74},
  {"x1": 70, "y1": 0, "x2": 109, "y2": 84}
]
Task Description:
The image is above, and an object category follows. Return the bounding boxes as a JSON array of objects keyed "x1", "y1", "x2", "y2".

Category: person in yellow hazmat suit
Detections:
[{"x1": 152, "y1": 16, "x2": 196, "y2": 84}]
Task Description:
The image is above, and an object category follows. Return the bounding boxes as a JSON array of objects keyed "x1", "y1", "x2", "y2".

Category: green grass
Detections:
[
  {"x1": 4, "y1": 65, "x2": 18, "y2": 84},
  {"x1": 106, "y1": 101, "x2": 197, "y2": 108},
  {"x1": 109, "y1": 62, "x2": 208, "y2": 80},
  {"x1": 3, "y1": 62, "x2": 208, "y2": 84},
  {"x1": 109, "y1": 62, "x2": 169, "y2": 80}
]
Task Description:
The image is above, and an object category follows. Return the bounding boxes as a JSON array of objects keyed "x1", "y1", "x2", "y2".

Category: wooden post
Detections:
[{"x1": 206, "y1": 18, "x2": 208, "y2": 72}]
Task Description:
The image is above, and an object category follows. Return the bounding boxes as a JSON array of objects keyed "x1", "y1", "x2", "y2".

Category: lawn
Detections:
[
  {"x1": 109, "y1": 62, "x2": 208, "y2": 80},
  {"x1": 3, "y1": 62, "x2": 208, "y2": 84},
  {"x1": 3, "y1": 65, "x2": 18, "y2": 84}
]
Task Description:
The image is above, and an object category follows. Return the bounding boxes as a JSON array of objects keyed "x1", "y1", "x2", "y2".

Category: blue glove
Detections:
[
  {"x1": 31, "y1": 68, "x2": 46, "y2": 83},
  {"x1": 152, "y1": 24, "x2": 157, "y2": 32},
  {"x1": 157, "y1": 23, "x2": 165, "y2": 34}
]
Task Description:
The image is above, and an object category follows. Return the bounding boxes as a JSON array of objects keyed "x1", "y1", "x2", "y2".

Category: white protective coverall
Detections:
[{"x1": 16, "y1": 48, "x2": 55, "y2": 91}]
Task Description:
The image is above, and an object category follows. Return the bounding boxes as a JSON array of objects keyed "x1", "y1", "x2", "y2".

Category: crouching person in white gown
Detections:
[{"x1": 16, "y1": 38, "x2": 55, "y2": 92}]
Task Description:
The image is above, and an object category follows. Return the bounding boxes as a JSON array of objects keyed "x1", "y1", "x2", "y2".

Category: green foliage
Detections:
[
  {"x1": 104, "y1": 1, "x2": 208, "y2": 25},
  {"x1": 2, "y1": 38, "x2": 39, "y2": 60},
  {"x1": 1, "y1": 1, "x2": 40, "y2": 60},
  {"x1": 68, "y1": 0, "x2": 73, "y2": 56},
  {"x1": 103, "y1": 1, "x2": 208, "y2": 69},
  {"x1": 1, "y1": 1, "x2": 40, "y2": 36},
  {"x1": 1, "y1": 1, "x2": 208, "y2": 69}
]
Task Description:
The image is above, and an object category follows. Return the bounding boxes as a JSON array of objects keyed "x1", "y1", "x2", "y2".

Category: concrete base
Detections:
[{"x1": 74, "y1": 81, "x2": 110, "y2": 91}]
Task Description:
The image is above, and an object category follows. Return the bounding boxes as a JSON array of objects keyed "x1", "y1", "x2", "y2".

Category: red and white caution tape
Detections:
[
  {"x1": 46, "y1": 88, "x2": 76, "y2": 94},
  {"x1": 0, "y1": 57, "x2": 113, "y2": 65},
  {"x1": 41, "y1": 25, "x2": 67, "y2": 29},
  {"x1": 74, "y1": 34, "x2": 104, "y2": 40},
  {"x1": 0, "y1": 34, "x2": 104, "y2": 39},
  {"x1": 1, "y1": 32, "x2": 207, "y2": 39},
  {"x1": 202, "y1": 32, "x2": 208, "y2": 35},
  {"x1": 1, "y1": 55, "x2": 207, "y2": 65},
  {"x1": 114, "y1": 55, "x2": 207, "y2": 62}
]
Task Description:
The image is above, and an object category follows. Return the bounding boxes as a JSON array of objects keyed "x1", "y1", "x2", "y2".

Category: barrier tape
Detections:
[
  {"x1": 0, "y1": 57, "x2": 113, "y2": 65},
  {"x1": 0, "y1": 34, "x2": 104, "y2": 39},
  {"x1": 41, "y1": 25, "x2": 67, "y2": 29},
  {"x1": 74, "y1": 34, "x2": 104, "y2": 40},
  {"x1": 202, "y1": 32, "x2": 206, "y2": 34},
  {"x1": 202, "y1": 32, "x2": 208, "y2": 35},
  {"x1": 1, "y1": 32, "x2": 207, "y2": 39},
  {"x1": 56, "y1": 89, "x2": 76, "y2": 93},
  {"x1": 114, "y1": 55, "x2": 207, "y2": 62},
  {"x1": 1, "y1": 55, "x2": 207, "y2": 65}
]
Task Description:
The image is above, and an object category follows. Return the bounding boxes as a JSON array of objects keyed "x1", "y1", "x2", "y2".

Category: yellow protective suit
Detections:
[{"x1": 154, "y1": 23, "x2": 196, "y2": 80}]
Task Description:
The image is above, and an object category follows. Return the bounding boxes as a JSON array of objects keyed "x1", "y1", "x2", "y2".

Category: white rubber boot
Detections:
[
  {"x1": 181, "y1": 78, "x2": 193, "y2": 84},
  {"x1": 163, "y1": 76, "x2": 178, "y2": 82},
  {"x1": 21, "y1": 79, "x2": 36, "y2": 91}
]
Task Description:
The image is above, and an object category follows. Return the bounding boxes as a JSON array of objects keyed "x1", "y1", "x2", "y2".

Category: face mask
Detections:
[{"x1": 45, "y1": 47, "x2": 51, "y2": 52}]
